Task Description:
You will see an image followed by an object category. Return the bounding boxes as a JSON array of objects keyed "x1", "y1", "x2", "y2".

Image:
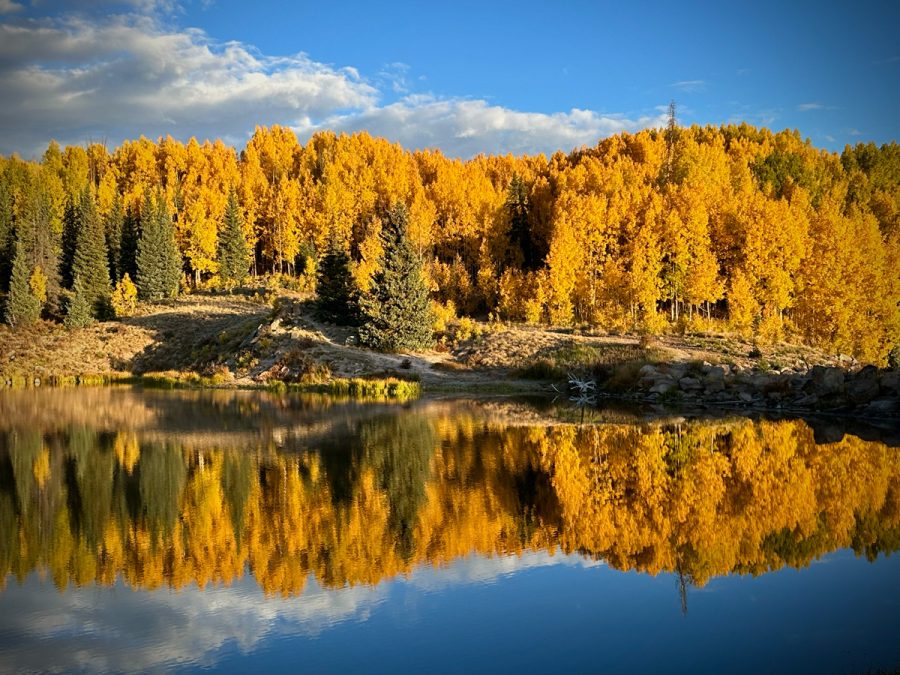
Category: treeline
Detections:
[
  {"x1": 0, "y1": 125, "x2": 897, "y2": 362},
  {"x1": 1, "y1": 414, "x2": 897, "y2": 595}
]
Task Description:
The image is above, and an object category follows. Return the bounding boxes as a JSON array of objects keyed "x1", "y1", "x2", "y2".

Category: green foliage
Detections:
[
  {"x1": 5, "y1": 236, "x2": 41, "y2": 327},
  {"x1": 0, "y1": 177, "x2": 15, "y2": 292},
  {"x1": 60, "y1": 198, "x2": 79, "y2": 288},
  {"x1": 119, "y1": 206, "x2": 140, "y2": 281},
  {"x1": 751, "y1": 150, "x2": 811, "y2": 199},
  {"x1": 136, "y1": 191, "x2": 181, "y2": 300},
  {"x1": 359, "y1": 203, "x2": 433, "y2": 352},
  {"x1": 105, "y1": 193, "x2": 124, "y2": 282},
  {"x1": 316, "y1": 239, "x2": 358, "y2": 324},
  {"x1": 506, "y1": 174, "x2": 535, "y2": 269},
  {"x1": 217, "y1": 189, "x2": 251, "y2": 285},
  {"x1": 72, "y1": 188, "x2": 111, "y2": 317},
  {"x1": 65, "y1": 276, "x2": 94, "y2": 329}
]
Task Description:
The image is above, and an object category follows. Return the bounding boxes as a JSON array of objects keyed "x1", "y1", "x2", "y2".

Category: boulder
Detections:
[
  {"x1": 638, "y1": 364, "x2": 660, "y2": 378},
  {"x1": 810, "y1": 366, "x2": 845, "y2": 396},
  {"x1": 738, "y1": 391, "x2": 754, "y2": 403},
  {"x1": 847, "y1": 367, "x2": 880, "y2": 404},
  {"x1": 865, "y1": 398, "x2": 898, "y2": 415},
  {"x1": 879, "y1": 370, "x2": 900, "y2": 395},
  {"x1": 649, "y1": 380, "x2": 677, "y2": 395},
  {"x1": 678, "y1": 376, "x2": 703, "y2": 391}
]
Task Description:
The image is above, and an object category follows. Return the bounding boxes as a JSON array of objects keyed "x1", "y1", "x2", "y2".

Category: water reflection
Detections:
[{"x1": 1, "y1": 387, "x2": 897, "y2": 598}]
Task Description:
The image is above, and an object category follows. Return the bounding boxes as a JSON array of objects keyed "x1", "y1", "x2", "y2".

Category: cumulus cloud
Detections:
[
  {"x1": 299, "y1": 96, "x2": 668, "y2": 158},
  {"x1": 0, "y1": 15, "x2": 377, "y2": 156},
  {"x1": 0, "y1": 10, "x2": 667, "y2": 158}
]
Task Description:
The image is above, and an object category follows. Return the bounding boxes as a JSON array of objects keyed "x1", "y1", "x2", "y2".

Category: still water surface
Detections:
[{"x1": 0, "y1": 388, "x2": 898, "y2": 673}]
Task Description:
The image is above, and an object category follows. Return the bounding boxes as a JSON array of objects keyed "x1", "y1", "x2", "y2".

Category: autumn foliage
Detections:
[{"x1": 0, "y1": 126, "x2": 897, "y2": 362}]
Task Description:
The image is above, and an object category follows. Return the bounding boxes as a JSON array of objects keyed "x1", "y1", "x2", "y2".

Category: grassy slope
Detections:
[{"x1": 0, "y1": 292, "x2": 852, "y2": 391}]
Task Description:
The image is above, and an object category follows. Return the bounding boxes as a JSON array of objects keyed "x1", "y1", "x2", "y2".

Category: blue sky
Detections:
[{"x1": 0, "y1": 0, "x2": 897, "y2": 158}]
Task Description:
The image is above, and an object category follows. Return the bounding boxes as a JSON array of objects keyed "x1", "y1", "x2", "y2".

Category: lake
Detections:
[{"x1": 0, "y1": 387, "x2": 898, "y2": 673}]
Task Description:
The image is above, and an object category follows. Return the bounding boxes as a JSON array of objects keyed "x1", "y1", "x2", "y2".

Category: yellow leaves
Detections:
[
  {"x1": 28, "y1": 265, "x2": 47, "y2": 306},
  {"x1": 110, "y1": 274, "x2": 139, "y2": 318}
]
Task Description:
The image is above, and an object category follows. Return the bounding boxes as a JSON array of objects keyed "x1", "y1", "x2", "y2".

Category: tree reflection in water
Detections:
[{"x1": 0, "y1": 388, "x2": 897, "y2": 598}]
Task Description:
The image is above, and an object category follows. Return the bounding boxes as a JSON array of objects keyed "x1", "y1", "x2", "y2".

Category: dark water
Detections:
[{"x1": 0, "y1": 388, "x2": 898, "y2": 674}]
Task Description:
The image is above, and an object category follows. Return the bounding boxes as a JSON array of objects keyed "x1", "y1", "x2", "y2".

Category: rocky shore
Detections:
[{"x1": 598, "y1": 361, "x2": 900, "y2": 419}]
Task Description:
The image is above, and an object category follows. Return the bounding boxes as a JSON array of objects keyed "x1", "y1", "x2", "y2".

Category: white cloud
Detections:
[
  {"x1": 797, "y1": 102, "x2": 824, "y2": 111},
  {"x1": 0, "y1": 11, "x2": 667, "y2": 159},
  {"x1": 0, "y1": 550, "x2": 593, "y2": 673},
  {"x1": 0, "y1": 0, "x2": 23, "y2": 14},
  {"x1": 671, "y1": 79, "x2": 707, "y2": 93},
  {"x1": 299, "y1": 96, "x2": 668, "y2": 158},
  {"x1": 0, "y1": 15, "x2": 377, "y2": 156}
]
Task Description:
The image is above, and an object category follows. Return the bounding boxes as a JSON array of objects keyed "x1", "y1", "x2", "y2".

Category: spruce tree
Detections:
[
  {"x1": 64, "y1": 275, "x2": 94, "y2": 329},
  {"x1": 119, "y1": 206, "x2": 140, "y2": 281},
  {"x1": 217, "y1": 189, "x2": 250, "y2": 285},
  {"x1": 5, "y1": 236, "x2": 41, "y2": 327},
  {"x1": 316, "y1": 237, "x2": 358, "y2": 325},
  {"x1": 72, "y1": 188, "x2": 111, "y2": 317},
  {"x1": 136, "y1": 191, "x2": 181, "y2": 300},
  {"x1": 359, "y1": 203, "x2": 433, "y2": 351},
  {"x1": 0, "y1": 178, "x2": 14, "y2": 292},
  {"x1": 60, "y1": 198, "x2": 79, "y2": 288},
  {"x1": 105, "y1": 193, "x2": 124, "y2": 282}
]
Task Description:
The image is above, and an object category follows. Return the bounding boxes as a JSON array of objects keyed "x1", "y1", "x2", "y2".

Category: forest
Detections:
[{"x1": 0, "y1": 124, "x2": 897, "y2": 363}]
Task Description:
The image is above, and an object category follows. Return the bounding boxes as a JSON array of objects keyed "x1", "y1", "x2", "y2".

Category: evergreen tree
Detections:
[
  {"x1": 105, "y1": 193, "x2": 124, "y2": 282},
  {"x1": 506, "y1": 174, "x2": 535, "y2": 269},
  {"x1": 72, "y1": 188, "x2": 110, "y2": 317},
  {"x1": 217, "y1": 189, "x2": 251, "y2": 285},
  {"x1": 64, "y1": 275, "x2": 94, "y2": 329},
  {"x1": 0, "y1": 177, "x2": 14, "y2": 292},
  {"x1": 316, "y1": 237, "x2": 358, "y2": 325},
  {"x1": 359, "y1": 203, "x2": 433, "y2": 351},
  {"x1": 5, "y1": 236, "x2": 41, "y2": 327},
  {"x1": 20, "y1": 178, "x2": 60, "y2": 313},
  {"x1": 119, "y1": 206, "x2": 140, "y2": 281},
  {"x1": 136, "y1": 191, "x2": 181, "y2": 300},
  {"x1": 60, "y1": 198, "x2": 79, "y2": 288}
]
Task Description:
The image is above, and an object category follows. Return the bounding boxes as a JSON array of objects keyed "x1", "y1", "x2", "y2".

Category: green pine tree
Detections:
[
  {"x1": 316, "y1": 238, "x2": 358, "y2": 325},
  {"x1": 72, "y1": 188, "x2": 111, "y2": 317},
  {"x1": 136, "y1": 191, "x2": 181, "y2": 300},
  {"x1": 119, "y1": 206, "x2": 140, "y2": 281},
  {"x1": 5, "y1": 236, "x2": 41, "y2": 327},
  {"x1": 0, "y1": 178, "x2": 14, "y2": 292},
  {"x1": 60, "y1": 198, "x2": 79, "y2": 289},
  {"x1": 64, "y1": 275, "x2": 94, "y2": 329},
  {"x1": 105, "y1": 193, "x2": 124, "y2": 282},
  {"x1": 217, "y1": 189, "x2": 251, "y2": 285},
  {"x1": 359, "y1": 203, "x2": 433, "y2": 351}
]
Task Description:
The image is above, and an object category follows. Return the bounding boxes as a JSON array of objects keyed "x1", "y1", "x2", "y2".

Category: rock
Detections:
[
  {"x1": 794, "y1": 394, "x2": 819, "y2": 407},
  {"x1": 847, "y1": 368, "x2": 880, "y2": 404},
  {"x1": 738, "y1": 391, "x2": 754, "y2": 403},
  {"x1": 810, "y1": 366, "x2": 845, "y2": 396},
  {"x1": 678, "y1": 376, "x2": 703, "y2": 391},
  {"x1": 879, "y1": 370, "x2": 900, "y2": 395},
  {"x1": 649, "y1": 380, "x2": 676, "y2": 395},
  {"x1": 667, "y1": 365, "x2": 687, "y2": 381},
  {"x1": 638, "y1": 364, "x2": 659, "y2": 378},
  {"x1": 865, "y1": 398, "x2": 898, "y2": 415}
]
